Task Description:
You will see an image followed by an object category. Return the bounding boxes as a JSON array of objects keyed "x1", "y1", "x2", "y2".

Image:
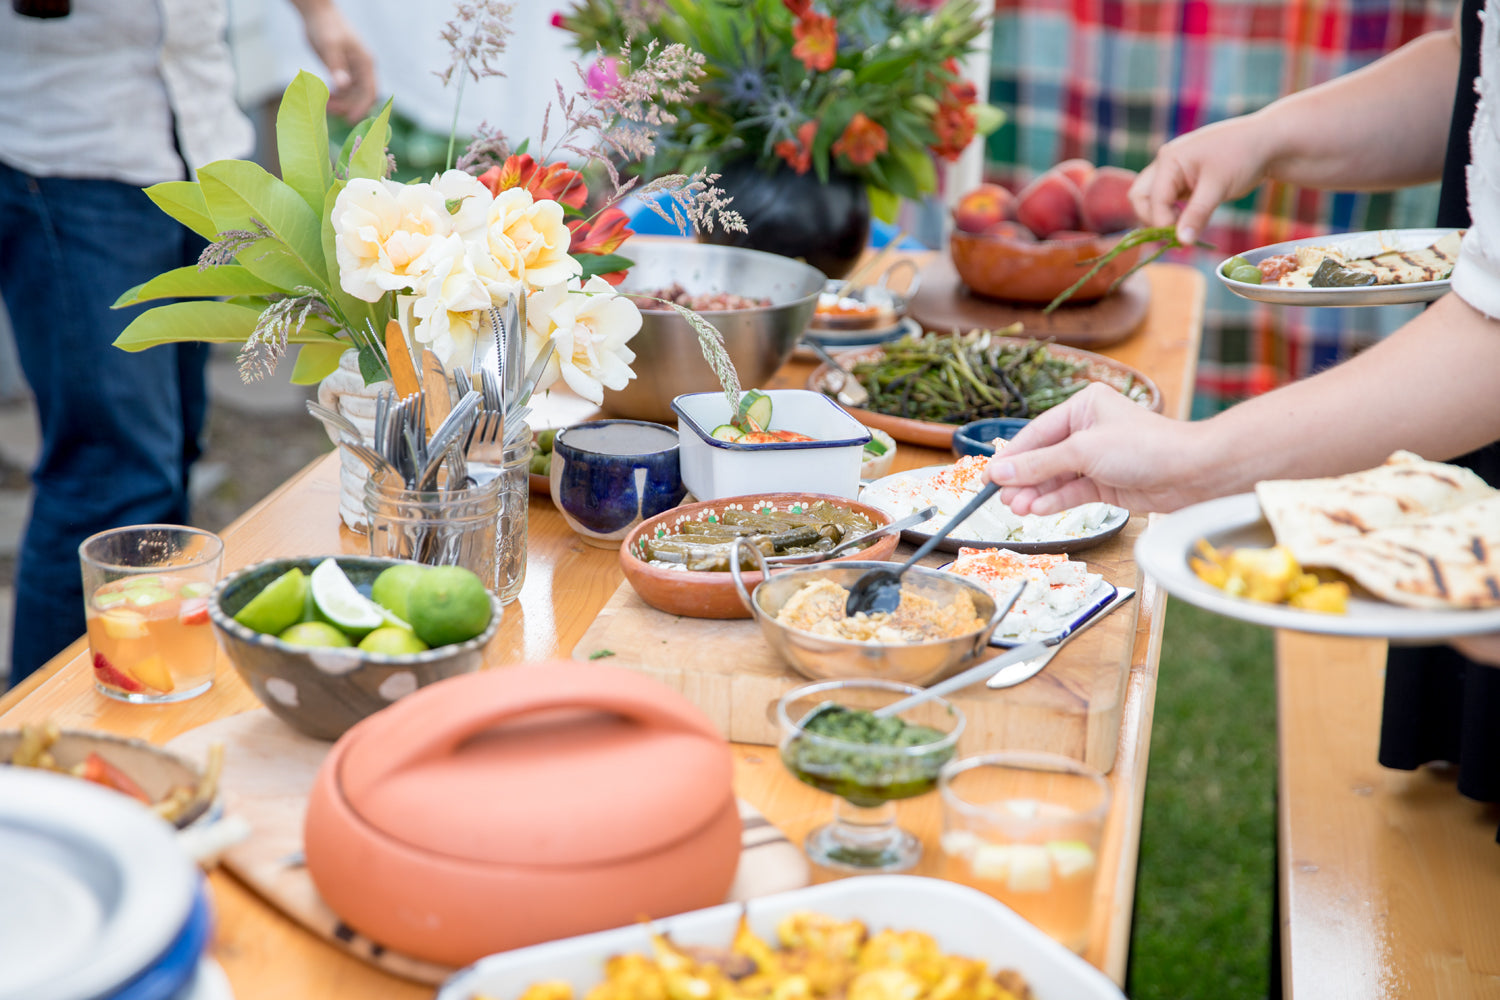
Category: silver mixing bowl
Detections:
[
  {"x1": 602, "y1": 242, "x2": 826, "y2": 423},
  {"x1": 730, "y1": 555, "x2": 1008, "y2": 686}
]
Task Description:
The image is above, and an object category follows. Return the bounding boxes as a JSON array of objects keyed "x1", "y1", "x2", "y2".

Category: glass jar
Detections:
[
  {"x1": 471, "y1": 422, "x2": 531, "y2": 605},
  {"x1": 363, "y1": 471, "x2": 502, "y2": 591}
]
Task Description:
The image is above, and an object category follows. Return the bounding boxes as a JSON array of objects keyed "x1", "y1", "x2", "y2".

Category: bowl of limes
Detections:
[{"x1": 208, "y1": 556, "x2": 502, "y2": 741}]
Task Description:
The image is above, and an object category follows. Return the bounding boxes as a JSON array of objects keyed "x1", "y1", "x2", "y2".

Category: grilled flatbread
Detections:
[
  {"x1": 1307, "y1": 496, "x2": 1500, "y2": 609},
  {"x1": 1280, "y1": 231, "x2": 1463, "y2": 288},
  {"x1": 1255, "y1": 451, "x2": 1497, "y2": 564}
]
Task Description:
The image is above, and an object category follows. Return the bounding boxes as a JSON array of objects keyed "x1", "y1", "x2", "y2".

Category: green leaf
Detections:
[
  {"x1": 348, "y1": 98, "x2": 395, "y2": 181},
  {"x1": 144, "y1": 181, "x2": 217, "y2": 240},
  {"x1": 868, "y1": 186, "x2": 900, "y2": 225},
  {"x1": 575, "y1": 253, "x2": 634, "y2": 280},
  {"x1": 335, "y1": 118, "x2": 373, "y2": 177},
  {"x1": 289, "y1": 341, "x2": 348, "y2": 384},
  {"x1": 276, "y1": 72, "x2": 333, "y2": 213},
  {"x1": 891, "y1": 143, "x2": 937, "y2": 196},
  {"x1": 356, "y1": 342, "x2": 387, "y2": 385},
  {"x1": 113, "y1": 266, "x2": 282, "y2": 308},
  {"x1": 115, "y1": 301, "x2": 265, "y2": 351},
  {"x1": 197, "y1": 159, "x2": 327, "y2": 289}
]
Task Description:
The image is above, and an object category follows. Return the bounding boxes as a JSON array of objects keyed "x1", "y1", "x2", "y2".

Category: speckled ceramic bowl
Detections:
[
  {"x1": 550, "y1": 420, "x2": 688, "y2": 549},
  {"x1": 952, "y1": 417, "x2": 1030, "y2": 458},
  {"x1": 208, "y1": 556, "x2": 502, "y2": 741},
  {"x1": 620, "y1": 493, "x2": 899, "y2": 620}
]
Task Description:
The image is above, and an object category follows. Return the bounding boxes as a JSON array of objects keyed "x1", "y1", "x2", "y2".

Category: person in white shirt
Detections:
[{"x1": 0, "y1": 0, "x2": 374, "y2": 686}]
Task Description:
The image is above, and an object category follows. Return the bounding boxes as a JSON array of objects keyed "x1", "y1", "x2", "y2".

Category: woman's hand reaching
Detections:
[{"x1": 1128, "y1": 115, "x2": 1276, "y2": 247}]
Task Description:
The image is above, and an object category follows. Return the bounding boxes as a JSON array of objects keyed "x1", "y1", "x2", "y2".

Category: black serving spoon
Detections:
[{"x1": 844, "y1": 481, "x2": 1000, "y2": 617}]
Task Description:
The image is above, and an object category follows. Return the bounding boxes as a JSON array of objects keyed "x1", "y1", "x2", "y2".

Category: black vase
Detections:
[{"x1": 701, "y1": 160, "x2": 872, "y2": 280}]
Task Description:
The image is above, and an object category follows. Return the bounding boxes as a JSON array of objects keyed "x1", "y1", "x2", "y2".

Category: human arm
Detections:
[
  {"x1": 985, "y1": 291, "x2": 1500, "y2": 514},
  {"x1": 1131, "y1": 26, "x2": 1462, "y2": 244},
  {"x1": 286, "y1": 0, "x2": 377, "y2": 121}
]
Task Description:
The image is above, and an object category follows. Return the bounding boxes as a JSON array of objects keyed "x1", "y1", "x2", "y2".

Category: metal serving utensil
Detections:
[
  {"x1": 986, "y1": 587, "x2": 1137, "y2": 689},
  {"x1": 764, "y1": 506, "x2": 939, "y2": 566},
  {"x1": 874, "y1": 632, "x2": 1047, "y2": 719},
  {"x1": 844, "y1": 482, "x2": 1001, "y2": 616},
  {"x1": 804, "y1": 339, "x2": 869, "y2": 408}
]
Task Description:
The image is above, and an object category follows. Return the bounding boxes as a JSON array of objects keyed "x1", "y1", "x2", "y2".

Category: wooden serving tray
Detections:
[
  {"x1": 574, "y1": 519, "x2": 1144, "y2": 773},
  {"x1": 910, "y1": 257, "x2": 1149, "y2": 349}
]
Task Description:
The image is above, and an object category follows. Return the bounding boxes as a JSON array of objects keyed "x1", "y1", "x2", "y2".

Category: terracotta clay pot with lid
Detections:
[{"x1": 303, "y1": 661, "x2": 741, "y2": 967}]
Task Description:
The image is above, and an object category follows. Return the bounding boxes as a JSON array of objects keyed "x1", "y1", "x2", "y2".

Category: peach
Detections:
[
  {"x1": 1015, "y1": 172, "x2": 1083, "y2": 239},
  {"x1": 1080, "y1": 166, "x2": 1140, "y2": 234},
  {"x1": 1055, "y1": 158, "x2": 1096, "y2": 191},
  {"x1": 983, "y1": 220, "x2": 1037, "y2": 243},
  {"x1": 954, "y1": 183, "x2": 1017, "y2": 234}
]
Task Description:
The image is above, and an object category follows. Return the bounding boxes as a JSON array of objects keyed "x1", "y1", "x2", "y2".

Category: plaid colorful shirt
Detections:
[{"x1": 984, "y1": 0, "x2": 1458, "y2": 415}]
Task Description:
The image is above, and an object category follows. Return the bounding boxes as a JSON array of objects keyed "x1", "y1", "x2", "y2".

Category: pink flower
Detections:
[
  {"x1": 550, "y1": 11, "x2": 566, "y2": 28},
  {"x1": 586, "y1": 56, "x2": 621, "y2": 98}
]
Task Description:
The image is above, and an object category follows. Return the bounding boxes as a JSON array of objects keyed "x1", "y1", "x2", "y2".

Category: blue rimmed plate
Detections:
[{"x1": 937, "y1": 562, "x2": 1117, "y2": 647}]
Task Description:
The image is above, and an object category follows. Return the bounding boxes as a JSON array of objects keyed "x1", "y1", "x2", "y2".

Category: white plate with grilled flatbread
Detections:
[
  {"x1": 1218, "y1": 228, "x2": 1463, "y2": 307},
  {"x1": 1135, "y1": 453, "x2": 1500, "y2": 639}
]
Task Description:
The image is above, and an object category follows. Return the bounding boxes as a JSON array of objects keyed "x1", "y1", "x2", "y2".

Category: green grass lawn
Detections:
[{"x1": 1126, "y1": 600, "x2": 1278, "y2": 999}]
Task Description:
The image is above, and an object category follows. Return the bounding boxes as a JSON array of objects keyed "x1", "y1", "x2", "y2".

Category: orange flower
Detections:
[
  {"x1": 774, "y1": 120, "x2": 819, "y2": 175},
  {"x1": 568, "y1": 207, "x2": 635, "y2": 257},
  {"x1": 831, "y1": 113, "x2": 888, "y2": 167},
  {"x1": 929, "y1": 103, "x2": 977, "y2": 161},
  {"x1": 477, "y1": 154, "x2": 588, "y2": 211},
  {"x1": 792, "y1": 12, "x2": 838, "y2": 72}
]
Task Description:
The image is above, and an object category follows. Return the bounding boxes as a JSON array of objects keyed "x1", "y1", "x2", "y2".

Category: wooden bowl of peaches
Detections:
[{"x1": 949, "y1": 160, "x2": 1144, "y2": 304}]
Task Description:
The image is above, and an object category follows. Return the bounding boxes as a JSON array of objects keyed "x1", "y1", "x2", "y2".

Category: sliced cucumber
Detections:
[
  {"x1": 710, "y1": 423, "x2": 744, "y2": 442},
  {"x1": 734, "y1": 389, "x2": 773, "y2": 432},
  {"x1": 862, "y1": 437, "x2": 888, "y2": 457}
]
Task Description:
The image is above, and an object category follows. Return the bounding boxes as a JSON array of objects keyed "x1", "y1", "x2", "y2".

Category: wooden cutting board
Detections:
[
  {"x1": 909, "y1": 257, "x2": 1149, "y2": 349},
  {"x1": 167, "y1": 709, "x2": 809, "y2": 985},
  {"x1": 573, "y1": 519, "x2": 1144, "y2": 773}
]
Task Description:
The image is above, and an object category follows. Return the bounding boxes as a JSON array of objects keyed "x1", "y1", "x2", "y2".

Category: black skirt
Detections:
[{"x1": 1377, "y1": 0, "x2": 1500, "y2": 838}]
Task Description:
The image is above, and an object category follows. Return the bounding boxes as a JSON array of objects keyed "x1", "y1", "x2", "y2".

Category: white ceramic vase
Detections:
[{"x1": 317, "y1": 349, "x2": 392, "y2": 532}]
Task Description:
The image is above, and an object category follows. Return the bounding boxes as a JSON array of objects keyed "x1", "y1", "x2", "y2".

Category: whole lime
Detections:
[
  {"x1": 405, "y1": 566, "x2": 492, "y2": 648},
  {"x1": 278, "y1": 620, "x2": 354, "y2": 649},
  {"x1": 358, "y1": 626, "x2": 430, "y2": 655},
  {"x1": 370, "y1": 563, "x2": 427, "y2": 623}
]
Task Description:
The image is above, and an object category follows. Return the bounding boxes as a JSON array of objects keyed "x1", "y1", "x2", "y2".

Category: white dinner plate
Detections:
[
  {"x1": 0, "y1": 768, "x2": 199, "y2": 1000},
  {"x1": 1217, "y1": 228, "x2": 1461, "y2": 307},
  {"x1": 861, "y1": 466, "x2": 1130, "y2": 554},
  {"x1": 436, "y1": 875, "x2": 1124, "y2": 1000},
  {"x1": 1133, "y1": 492, "x2": 1500, "y2": 640},
  {"x1": 936, "y1": 561, "x2": 1118, "y2": 647}
]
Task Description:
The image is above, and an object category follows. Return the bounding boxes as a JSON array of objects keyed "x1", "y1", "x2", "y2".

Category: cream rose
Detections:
[
  {"x1": 484, "y1": 188, "x2": 581, "y2": 292},
  {"x1": 331, "y1": 178, "x2": 456, "y2": 301},
  {"x1": 409, "y1": 235, "x2": 496, "y2": 368},
  {"x1": 525, "y1": 275, "x2": 641, "y2": 404}
]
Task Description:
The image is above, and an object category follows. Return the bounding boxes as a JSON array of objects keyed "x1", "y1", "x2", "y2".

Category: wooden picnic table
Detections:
[{"x1": 0, "y1": 261, "x2": 1204, "y2": 996}]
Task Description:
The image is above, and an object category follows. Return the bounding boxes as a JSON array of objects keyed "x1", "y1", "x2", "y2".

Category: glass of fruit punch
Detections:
[{"x1": 79, "y1": 525, "x2": 224, "y2": 703}]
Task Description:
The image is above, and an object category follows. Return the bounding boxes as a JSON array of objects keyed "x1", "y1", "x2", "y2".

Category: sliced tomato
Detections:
[{"x1": 80, "y1": 752, "x2": 152, "y2": 804}]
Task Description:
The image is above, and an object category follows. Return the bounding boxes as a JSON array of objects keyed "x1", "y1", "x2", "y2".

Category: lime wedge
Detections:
[
  {"x1": 234, "y1": 567, "x2": 309, "y2": 636},
  {"x1": 310, "y1": 559, "x2": 384, "y2": 639},
  {"x1": 1046, "y1": 840, "x2": 1097, "y2": 878}
]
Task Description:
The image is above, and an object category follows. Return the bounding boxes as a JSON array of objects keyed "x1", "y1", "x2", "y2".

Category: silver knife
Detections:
[{"x1": 986, "y1": 587, "x2": 1137, "y2": 689}]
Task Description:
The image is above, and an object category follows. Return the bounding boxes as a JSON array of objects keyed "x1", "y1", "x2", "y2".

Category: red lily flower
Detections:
[
  {"x1": 929, "y1": 102, "x2": 977, "y2": 161},
  {"x1": 781, "y1": 0, "x2": 813, "y2": 15},
  {"x1": 832, "y1": 113, "x2": 888, "y2": 167},
  {"x1": 792, "y1": 12, "x2": 838, "y2": 72},
  {"x1": 477, "y1": 154, "x2": 588, "y2": 210},
  {"x1": 774, "y1": 120, "x2": 819, "y2": 175},
  {"x1": 568, "y1": 207, "x2": 635, "y2": 257}
]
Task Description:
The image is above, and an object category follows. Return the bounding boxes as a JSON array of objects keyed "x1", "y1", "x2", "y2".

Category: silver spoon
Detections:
[
  {"x1": 765, "y1": 506, "x2": 939, "y2": 565},
  {"x1": 805, "y1": 340, "x2": 870, "y2": 408},
  {"x1": 874, "y1": 632, "x2": 1047, "y2": 718},
  {"x1": 844, "y1": 481, "x2": 1001, "y2": 617}
]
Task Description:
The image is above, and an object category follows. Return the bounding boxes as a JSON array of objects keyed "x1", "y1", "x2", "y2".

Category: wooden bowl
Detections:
[
  {"x1": 620, "y1": 493, "x2": 899, "y2": 620},
  {"x1": 949, "y1": 229, "x2": 1144, "y2": 304}
]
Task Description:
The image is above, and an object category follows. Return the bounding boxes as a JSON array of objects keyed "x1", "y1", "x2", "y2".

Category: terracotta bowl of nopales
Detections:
[
  {"x1": 620, "y1": 493, "x2": 900, "y2": 619},
  {"x1": 208, "y1": 556, "x2": 503, "y2": 741},
  {"x1": 949, "y1": 228, "x2": 1144, "y2": 304},
  {"x1": 303, "y1": 662, "x2": 741, "y2": 968}
]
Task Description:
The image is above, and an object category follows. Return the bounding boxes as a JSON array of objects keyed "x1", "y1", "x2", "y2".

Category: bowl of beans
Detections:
[{"x1": 604, "y1": 241, "x2": 826, "y2": 423}]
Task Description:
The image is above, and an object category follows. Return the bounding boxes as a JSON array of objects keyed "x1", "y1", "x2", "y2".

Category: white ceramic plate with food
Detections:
[
  {"x1": 436, "y1": 875, "x2": 1124, "y2": 1000},
  {"x1": 862, "y1": 466, "x2": 1130, "y2": 554},
  {"x1": 1134, "y1": 492, "x2": 1500, "y2": 639},
  {"x1": 936, "y1": 561, "x2": 1119, "y2": 647},
  {"x1": 1218, "y1": 228, "x2": 1461, "y2": 307}
]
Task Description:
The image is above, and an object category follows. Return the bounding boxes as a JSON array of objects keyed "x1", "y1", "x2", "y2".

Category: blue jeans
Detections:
[{"x1": 0, "y1": 162, "x2": 209, "y2": 685}]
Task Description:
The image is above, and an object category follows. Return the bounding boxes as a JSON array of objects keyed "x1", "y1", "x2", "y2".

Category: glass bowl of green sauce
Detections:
[{"x1": 777, "y1": 678, "x2": 965, "y2": 872}]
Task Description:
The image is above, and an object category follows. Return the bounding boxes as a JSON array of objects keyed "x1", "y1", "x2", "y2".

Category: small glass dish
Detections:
[{"x1": 777, "y1": 678, "x2": 964, "y2": 872}]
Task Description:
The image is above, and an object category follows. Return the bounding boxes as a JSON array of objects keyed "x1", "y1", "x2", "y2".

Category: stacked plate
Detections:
[{"x1": 0, "y1": 769, "x2": 228, "y2": 1000}]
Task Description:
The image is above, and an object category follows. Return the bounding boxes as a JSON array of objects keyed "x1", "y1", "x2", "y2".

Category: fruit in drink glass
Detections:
[{"x1": 87, "y1": 573, "x2": 218, "y2": 699}]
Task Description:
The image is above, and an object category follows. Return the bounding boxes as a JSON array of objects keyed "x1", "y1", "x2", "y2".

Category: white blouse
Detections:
[
  {"x1": 1452, "y1": 0, "x2": 1500, "y2": 317},
  {"x1": 0, "y1": 0, "x2": 254, "y2": 185}
]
